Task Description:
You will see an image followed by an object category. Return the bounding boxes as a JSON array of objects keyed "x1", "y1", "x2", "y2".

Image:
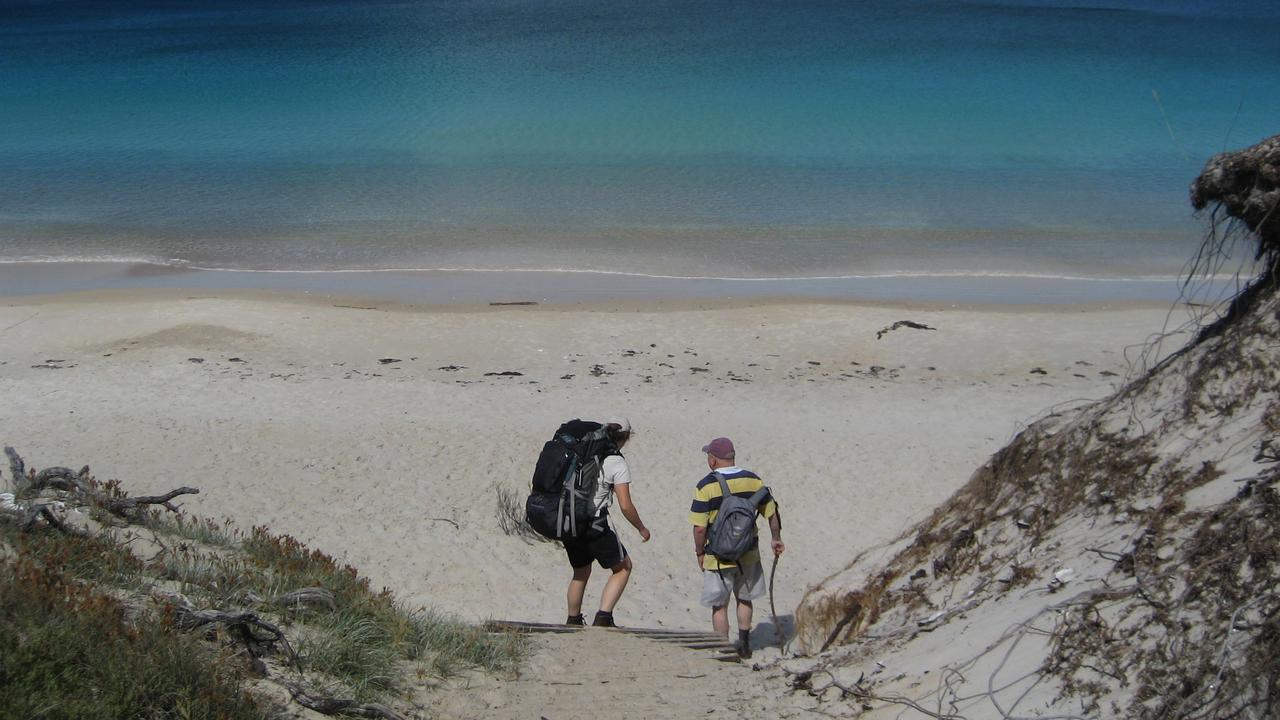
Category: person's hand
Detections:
[
  {"x1": 772, "y1": 539, "x2": 785, "y2": 557},
  {"x1": 696, "y1": 552, "x2": 705, "y2": 572},
  {"x1": 639, "y1": 527, "x2": 651, "y2": 543}
]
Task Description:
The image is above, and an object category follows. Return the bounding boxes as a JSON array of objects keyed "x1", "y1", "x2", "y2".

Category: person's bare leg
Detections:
[
  {"x1": 711, "y1": 605, "x2": 730, "y2": 639},
  {"x1": 736, "y1": 598, "x2": 754, "y2": 631},
  {"x1": 736, "y1": 599, "x2": 755, "y2": 658},
  {"x1": 567, "y1": 564, "x2": 592, "y2": 617},
  {"x1": 598, "y1": 556, "x2": 633, "y2": 612}
]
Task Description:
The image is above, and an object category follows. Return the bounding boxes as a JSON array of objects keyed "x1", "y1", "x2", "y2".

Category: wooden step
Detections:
[
  {"x1": 482, "y1": 620, "x2": 583, "y2": 634},
  {"x1": 483, "y1": 619, "x2": 742, "y2": 658}
]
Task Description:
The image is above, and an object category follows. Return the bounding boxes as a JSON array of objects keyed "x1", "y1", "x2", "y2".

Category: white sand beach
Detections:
[{"x1": 0, "y1": 289, "x2": 1193, "y2": 643}]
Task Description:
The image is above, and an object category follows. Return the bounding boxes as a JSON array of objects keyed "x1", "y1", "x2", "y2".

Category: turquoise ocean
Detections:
[{"x1": 1, "y1": 0, "x2": 1277, "y2": 302}]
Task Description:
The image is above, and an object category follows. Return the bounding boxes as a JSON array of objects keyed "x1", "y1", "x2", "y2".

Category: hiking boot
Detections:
[
  {"x1": 591, "y1": 611, "x2": 617, "y2": 628},
  {"x1": 565, "y1": 614, "x2": 585, "y2": 627}
]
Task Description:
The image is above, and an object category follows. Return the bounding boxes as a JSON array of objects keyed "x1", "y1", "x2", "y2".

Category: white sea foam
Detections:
[
  {"x1": 0, "y1": 255, "x2": 191, "y2": 267},
  {"x1": 0, "y1": 256, "x2": 1234, "y2": 284}
]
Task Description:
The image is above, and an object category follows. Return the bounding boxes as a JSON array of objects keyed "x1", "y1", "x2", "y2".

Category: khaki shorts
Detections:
[{"x1": 700, "y1": 560, "x2": 766, "y2": 608}]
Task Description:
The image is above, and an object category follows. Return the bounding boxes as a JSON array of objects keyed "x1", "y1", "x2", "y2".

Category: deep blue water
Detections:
[{"x1": 1, "y1": 0, "x2": 1277, "y2": 281}]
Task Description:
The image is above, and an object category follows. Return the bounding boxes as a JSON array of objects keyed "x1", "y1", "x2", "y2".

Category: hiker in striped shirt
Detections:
[{"x1": 688, "y1": 437, "x2": 784, "y2": 659}]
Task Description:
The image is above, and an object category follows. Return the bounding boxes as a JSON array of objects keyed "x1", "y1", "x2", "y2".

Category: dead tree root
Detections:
[{"x1": 284, "y1": 682, "x2": 407, "y2": 720}]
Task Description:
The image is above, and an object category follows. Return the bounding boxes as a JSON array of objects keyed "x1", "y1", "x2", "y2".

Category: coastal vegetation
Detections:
[{"x1": 0, "y1": 449, "x2": 525, "y2": 720}]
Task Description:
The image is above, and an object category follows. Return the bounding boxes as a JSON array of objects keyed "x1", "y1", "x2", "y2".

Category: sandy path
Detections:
[{"x1": 422, "y1": 626, "x2": 816, "y2": 719}]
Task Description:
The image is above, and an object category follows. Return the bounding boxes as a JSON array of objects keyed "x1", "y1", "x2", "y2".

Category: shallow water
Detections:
[{"x1": 1, "y1": 0, "x2": 1276, "y2": 287}]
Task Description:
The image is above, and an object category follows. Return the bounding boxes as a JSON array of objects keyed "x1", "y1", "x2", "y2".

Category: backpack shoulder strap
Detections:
[
  {"x1": 713, "y1": 472, "x2": 731, "y2": 500},
  {"x1": 715, "y1": 472, "x2": 769, "y2": 508}
]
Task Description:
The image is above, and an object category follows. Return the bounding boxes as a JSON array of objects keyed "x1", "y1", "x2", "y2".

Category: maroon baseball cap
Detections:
[{"x1": 701, "y1": 437, "x2": 735, "y2": 459}]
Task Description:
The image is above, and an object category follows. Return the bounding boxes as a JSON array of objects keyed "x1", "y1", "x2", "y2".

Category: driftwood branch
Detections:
[
  {"x1": 0, "y1": 500, "x2": 87, "y2": 537},
  {"x1": 32, "y1": 466, "x2": 79, "y2": 488},
  {"x1": 876, "y1": 320, "x2": 937, "y2": 340},
  {"x1": 5, "y1": 446, "x2": 25, "y2": 490},
  {"x1": 284, "y1": 682, "x2": 407, "y2": 720},
  {"x1": 23, "y1": 504, "x2": 82, "y2": 535},
  {"x1": 159, "y1": 591, "x2": 297, "y2": 667},
  {"x1": 23, "y1": 465, "x2": 94, "y2": 494},
  {"x1": 7, "y1": 448, "x2": 198, "y2": 522},
  {"x1": 806, "y1": 668, "x2": 965, "y2": 720},
  {"x1": 108, "y1": 487, "x2": 200, "y2": 518}
]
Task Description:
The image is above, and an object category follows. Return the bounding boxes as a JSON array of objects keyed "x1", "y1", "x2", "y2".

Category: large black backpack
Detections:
[{"x1": 525, "y1": 420, "x2": 616, "y2": 540}]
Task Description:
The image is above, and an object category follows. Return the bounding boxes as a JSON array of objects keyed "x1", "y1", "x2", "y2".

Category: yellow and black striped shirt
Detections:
[{"x1": 689, "y1": 468, "x2": 777, "y2": 570}]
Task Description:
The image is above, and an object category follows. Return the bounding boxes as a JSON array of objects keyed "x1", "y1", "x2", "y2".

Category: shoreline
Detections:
[
  {"x1": 0, "y1": 260, "x2": 1243, "y2": 309},
  {"x1": 1, "y1": 278, "x2": 1181, "y2": 317}
]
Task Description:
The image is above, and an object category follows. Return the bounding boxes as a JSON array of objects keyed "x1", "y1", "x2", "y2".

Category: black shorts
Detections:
[{"x1": 563, "y1": 513, "x2": 628, "y2": 569}]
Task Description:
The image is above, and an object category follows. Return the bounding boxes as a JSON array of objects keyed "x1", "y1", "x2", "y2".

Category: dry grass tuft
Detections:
[{"x1": 493, "y1": 482, "x2": 551, "y2": 544}]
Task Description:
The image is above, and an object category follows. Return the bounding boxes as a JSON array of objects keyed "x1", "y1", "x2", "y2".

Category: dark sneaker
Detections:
[
  {"x1": 566, "y1": 614, "x2": 585, "y2": 626},
  {"x1": 591, "y1": 611, "x2": 617, "y2": 628},
  {"x1": 738, "y1": 630, "x2": 752, "y2": 659}
]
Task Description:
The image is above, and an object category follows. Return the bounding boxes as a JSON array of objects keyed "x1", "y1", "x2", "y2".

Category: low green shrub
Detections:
[
  {"x1": 1, "y1": 504, "x2": 527, "y2": 714},
  {"x1": 0, "y1": 557, "x2": 267, "y2": 720}
]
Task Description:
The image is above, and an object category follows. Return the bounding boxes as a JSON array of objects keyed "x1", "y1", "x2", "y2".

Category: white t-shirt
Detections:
[{"x1": 590, "y1": 454, "x2": 631, "y2": 516}]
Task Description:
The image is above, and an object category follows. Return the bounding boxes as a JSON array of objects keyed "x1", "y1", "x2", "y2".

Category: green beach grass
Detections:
[{"x1": 0, "y1": 455, "x2": 526, "y2": 719}]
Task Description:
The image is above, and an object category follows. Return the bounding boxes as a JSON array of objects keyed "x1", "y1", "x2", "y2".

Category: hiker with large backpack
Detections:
[
  {"x1": 527, "y1": 417, "x2": 650, "y2": 628},
  {"x1": 688, "y1": 436, "x2": 784, "y2": 659}
]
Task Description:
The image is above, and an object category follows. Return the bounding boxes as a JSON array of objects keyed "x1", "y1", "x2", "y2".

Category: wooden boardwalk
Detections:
[{"x1": 482, "y1": 619, "x2": 741, "y2": 660}]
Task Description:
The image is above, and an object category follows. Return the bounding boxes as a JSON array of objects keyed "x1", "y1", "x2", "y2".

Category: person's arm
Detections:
[
  {"x1": 689, "y1": 479, "x2": 711, "y2": 570},
  {"x1": 692, "y1": 524, "x2": 707, "y2": 571},
  {"x1": 613, "y1": 482, "x2": 650, "y2": 542},
  {"x1": 767, "y1": 512, "x2": 784, "y2": 557}
]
